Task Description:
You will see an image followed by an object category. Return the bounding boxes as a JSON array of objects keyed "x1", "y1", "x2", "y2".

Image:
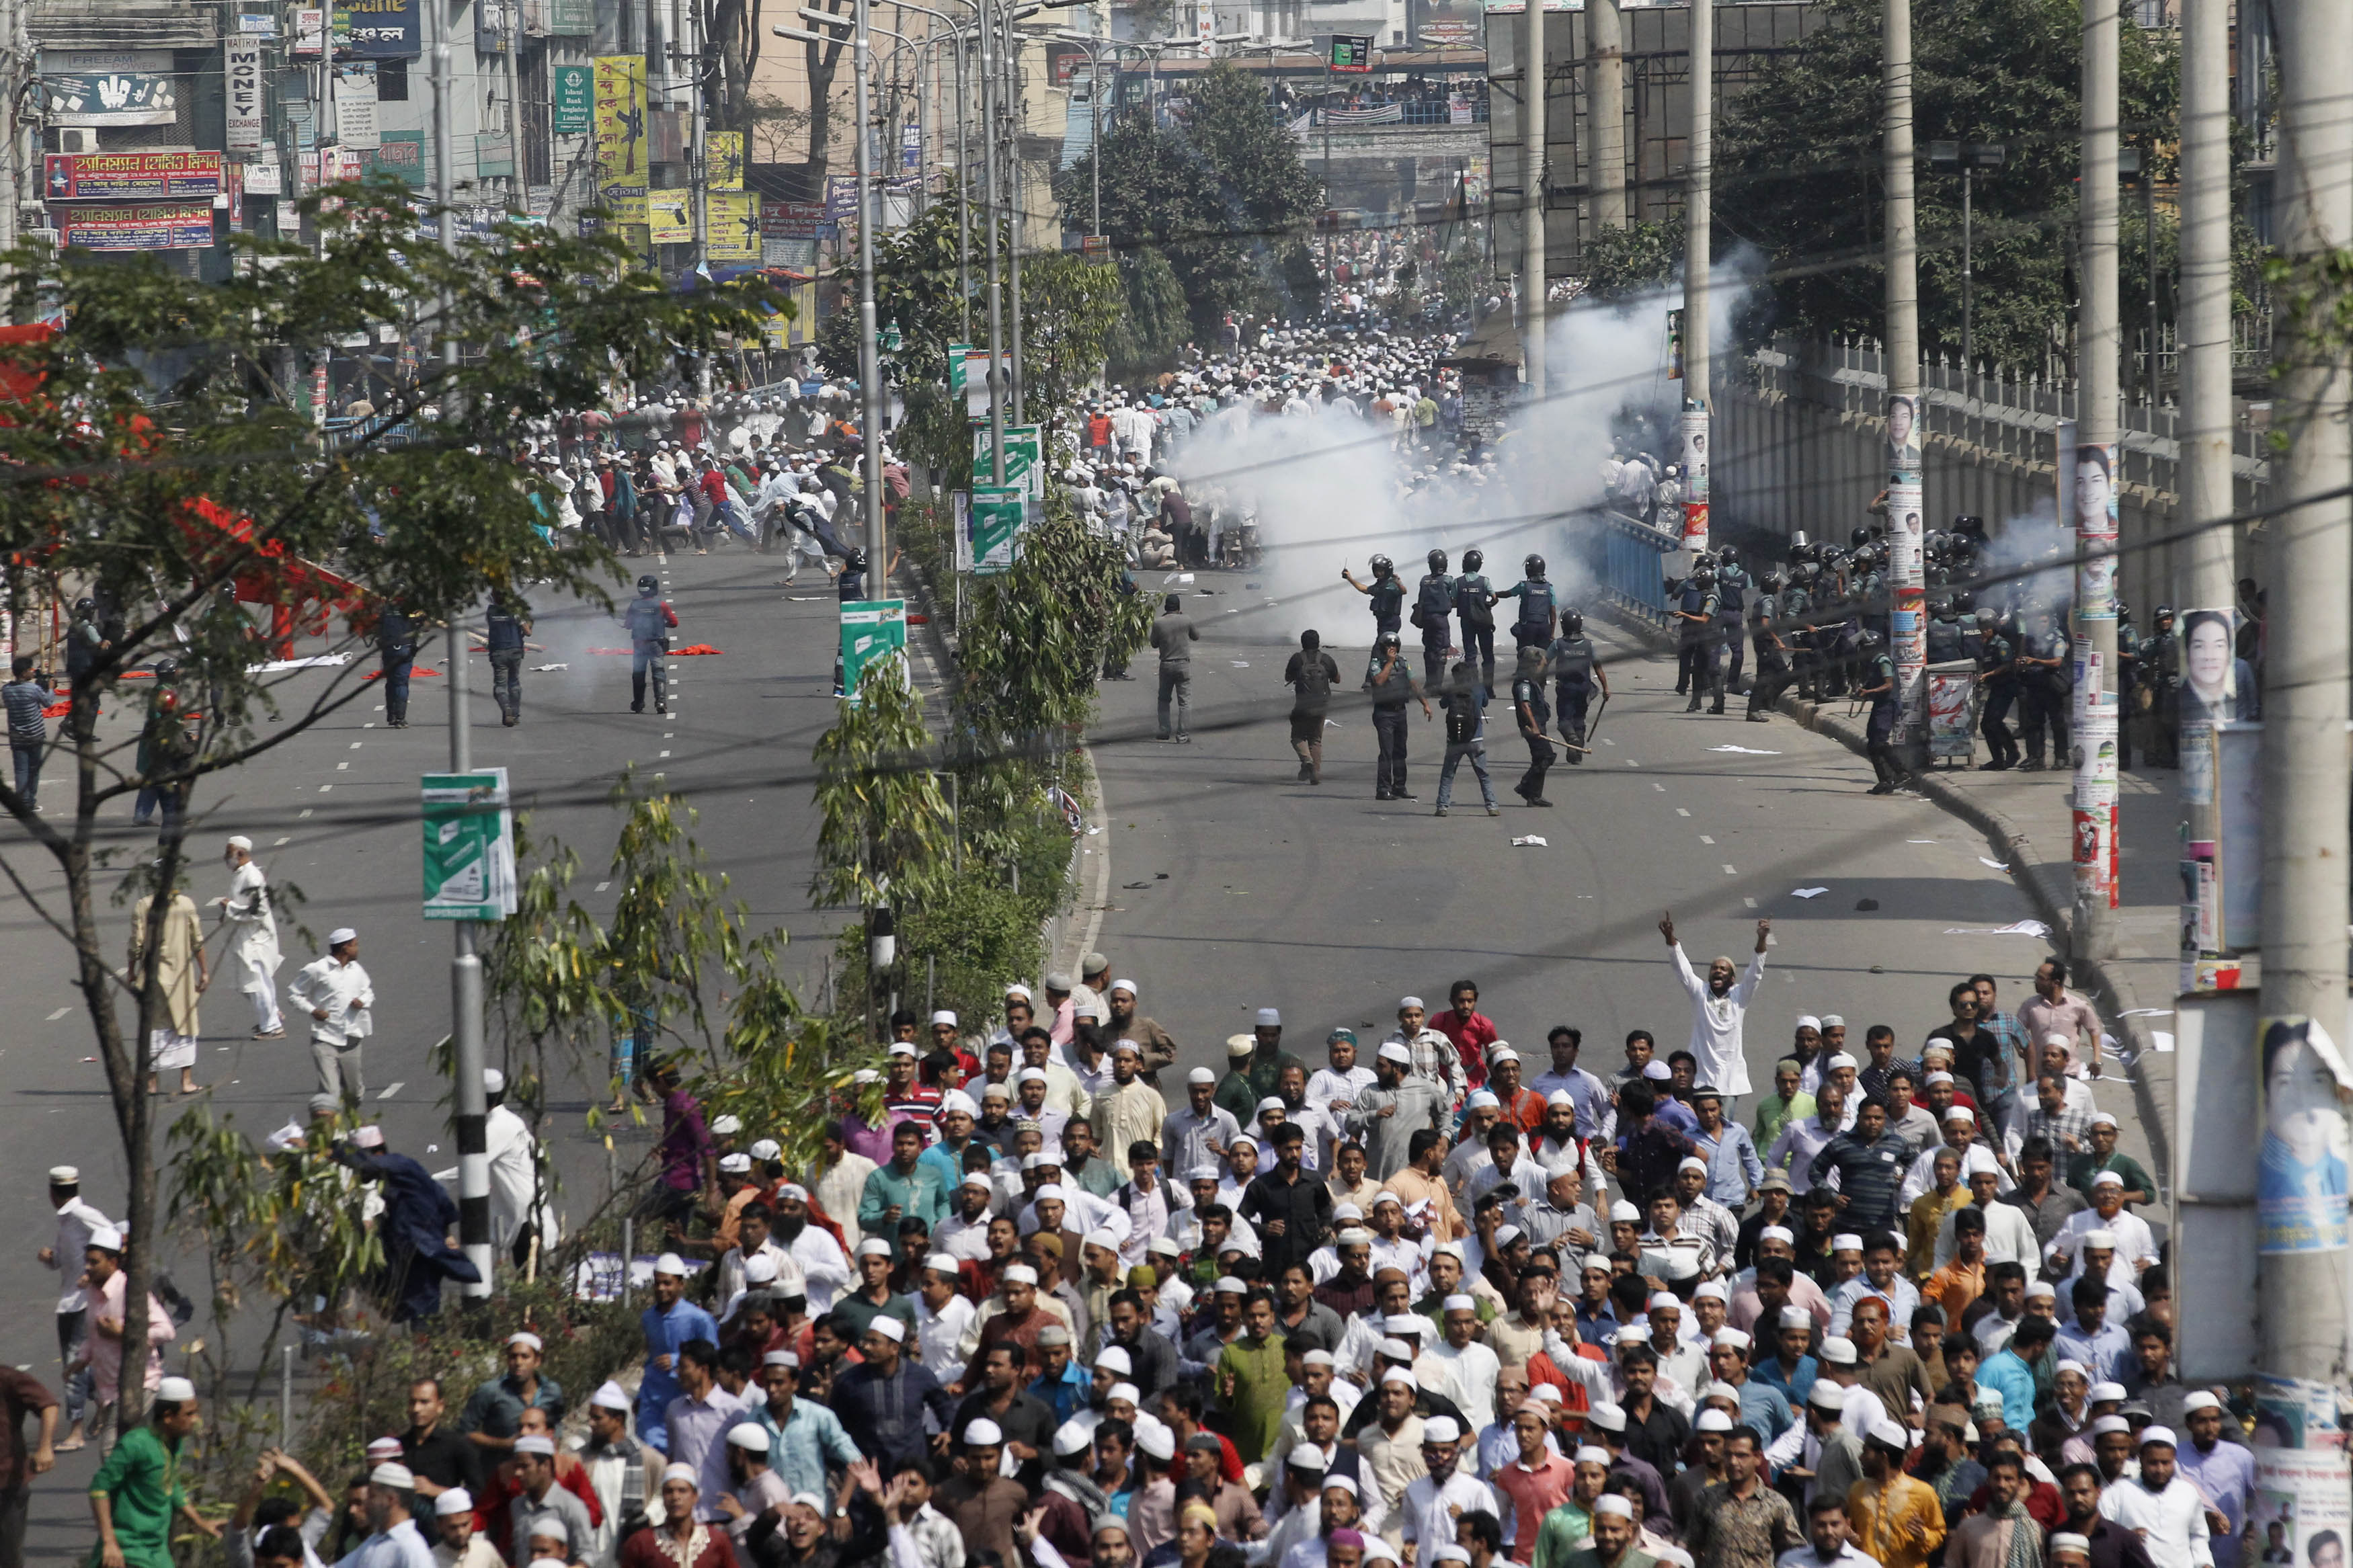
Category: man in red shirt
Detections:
[{"x1": 1435, "y1": 981, "x2": 1499, "y2": 1090}]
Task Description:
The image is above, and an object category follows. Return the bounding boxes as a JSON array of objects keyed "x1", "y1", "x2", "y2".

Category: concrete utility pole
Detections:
[
  {"x1": 854, "y1": 0, "x2": 886, "y2": 561},
  {"x1": 2173, "y1": 0, "x2": 2232, "y2": 979},
  {"x1": 1587, "y1": 0, "x2": 1624, "y2": 232},
  {"x1": 1679, "y1": 0, "x2": 1710, "y2": 554},
  {"x1": 1519, "y1": 0, "x2": 1546, "y2": 397},
  {"x1": 2071, "y1": 0, "x2": 2120, "y2": 956},
  {"x1": 2259, "y1": 0, "x2": 2353, "y2": 1497},
  {"x1": 1882, "y1": 0, "x2": 1925, "y2": 764}
]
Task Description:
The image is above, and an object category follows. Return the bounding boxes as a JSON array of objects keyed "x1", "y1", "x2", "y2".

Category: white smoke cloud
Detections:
[{"x1": 1154, "y1": 245, "x2": 1766, "y2": 655}]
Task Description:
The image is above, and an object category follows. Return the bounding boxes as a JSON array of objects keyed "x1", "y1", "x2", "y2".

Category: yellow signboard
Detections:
[
  {"x1": 707, "y1": 131, "x2": 744, "y2": 190},
  {"x1": 592, "y1": 55, "x2": 647, "y2": 190},
  {"x1": 603, "y1": 191, "x2": 647, "y2": 224},
  {"x1": 647, "y1": 188, "x2": 694, "y2": 244},
  {"x1": 708, "y1": 190, "x2": 759, "y2": 260}
]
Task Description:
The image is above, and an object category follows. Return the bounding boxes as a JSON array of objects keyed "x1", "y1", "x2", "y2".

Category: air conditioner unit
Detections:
[{"x1": 56, "y1": 128, "x2": 95, "y2": 154}]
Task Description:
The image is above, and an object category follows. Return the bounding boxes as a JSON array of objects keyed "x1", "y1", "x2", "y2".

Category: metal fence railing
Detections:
[{"x1": 1599, "y1": 509, "x2": 1678, "y2": 626}]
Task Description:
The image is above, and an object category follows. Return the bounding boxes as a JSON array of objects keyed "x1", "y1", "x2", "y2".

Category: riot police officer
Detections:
[
  {"x1": 1746, "y1": 573, "x2": 1792, "y2": 722},
  {"x1": 1363, "y1": 630, "x2": 1433, "y2": 800},
  {"x1": 1511, "y1": 645, "x2": 1555, "y2": 805},
  {"x1": 1975, "y1": 606, "x2": 2021, "y2": 770},
  {"x1": 1410, "y1": 548, "x2": 1458, "y2": 694},
  {"x1": 2115, "y1": 602, "x2": 2141, "y2": 770},
  {"x1": 1342, "y1": 554, "x2": 1407, "y2": 639},
  {"x1": 1454, "y1": 548, "x2": 1497, "y2": 692},
  {"x1": 1715, "y1": 546, "x2": 1751, "y2": 693},
  {"x1": 1672, "y1": 564, "x2": 1723, "y2": 713},
  {"x1": 1495, "y1": 554, "x2": 1558, "y2": 666},
  {"x1": 625, "y1": 573, "x2": 679, "y2": 713},
  {"x1": 1546, "y1": 608, "x2": 1607, "y2": 761},
  {"x1": 1855, "y1": 629, "x2": 1911, "y2": 794},
  {"x1": 2016, "y1": 606, "x2": 2071, "y2": 770},
  {"x1": 1784, "y1": 562, "x2": 1820, "y2": 700},
  {"x1": 374, "y1": 599, "x2": 418, "y2": 727},
  {"x1": 1926, "y1": 595, "x2": 1966, "y2": 664}
]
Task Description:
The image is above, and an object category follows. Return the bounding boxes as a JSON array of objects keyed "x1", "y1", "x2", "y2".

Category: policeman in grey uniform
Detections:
[
  {"x1": 1495, "y1": 554, "x2": 1559, "y2": 673},
  {"x1": 1671, "y1": 564, "x2": 1722, "y2": 713},
  {"x1": 1454, "y1": 548, "x2": 1498, "y2": 692},
  {"x1": 1511, "y1": 645, "x2": 1555, "y2": 804},
  {"x1": 622, "y1": 574, "x2": 676, "y2": 714},
  {"x1": 1856, "y1": 628, "x2": 1911, "y2": 794},
  {"x1": 1342, "y1": 554, "x2": 1406, "y2": 641},
  {"x1": 1714, "y1": 548, "x2": 1751, "y2": 694},
  {"x1": 1546, "y1": 609, "x2": 1608, "y2": 761},
  {"x1": 1410, "y1": 549, "x2": 1457, "y2": 696},
  {"x1": 1745, "y1": 573, "x2": 1792, "y2": 722}
]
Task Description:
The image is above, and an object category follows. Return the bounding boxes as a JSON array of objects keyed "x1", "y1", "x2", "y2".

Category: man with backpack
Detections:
[
  {"x1": 1455, "y1": 548, "x2": 1497, "y2": 694},
  {"x1": 1283, "y1": 630, "x2": 1341, "y2": 784}
]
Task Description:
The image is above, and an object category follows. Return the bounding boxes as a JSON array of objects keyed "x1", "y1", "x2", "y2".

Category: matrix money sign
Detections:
[
  {"x1": 838, "y1": 600, "x2": 908, "y2": 704},
  {"x1": 422, "y1": 768, "x2": 518, "y2": 920}
]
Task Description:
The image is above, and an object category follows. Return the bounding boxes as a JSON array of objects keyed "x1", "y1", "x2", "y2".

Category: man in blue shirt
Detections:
[
  {"x1": 2054, "y1": 1278, "x2": 2135, "y2": 1383},
  {"x1": 828, "y1": 1315, "x2": 953, "y2": 1473},
  {"x1": 1706, "y1": 1329, "x2": 1795, "y2": 1443},
  {"x1": 748, "y1": 1350, "x2": 861, "y2": 1501},
  {"x1": 637, "y1": 1253, "x2": 718, "y2": 1453},
  {"x1": 1753, "y1": 1303, "x2": 1821, "y2": 1406},
  {"x1": 1691, "y1": 1088, "x2": 1764, "y2": 1209},
  {"x1": 1977, "y1": 1315, "x2": 2055, "y2": 1431}
]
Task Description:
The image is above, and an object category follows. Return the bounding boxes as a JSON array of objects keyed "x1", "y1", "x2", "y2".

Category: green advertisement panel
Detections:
[
  {"x1": 970, "y1": 486, "x2": 1025, "y2": 576},
  {"x1": 840, "y1": 598, "x2": 908, "y2": 704},
  {"x1": 422, "y1": 768, "x2": 517, "y2": 920}
]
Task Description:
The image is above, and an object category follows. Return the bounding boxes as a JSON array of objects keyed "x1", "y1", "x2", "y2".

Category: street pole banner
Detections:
[
  {"x1": 2255, "y1": 1016, "x2": 2351, "y2": 1254},
  {"x1": 422, "y1": 768, "x2": 518, "y2": 920},
  {"x1": 2069, "y1": 435, "x2": 2119, "y2": 911},
  {"x1": 838, "y1": 600, "x2": 908, "y2": 703},
  {"x1": 1926, "y1": 669, "x2": 1974, "y2": 759},
  {"x1": 970, "y1": 485, "x2": 1024, "y2": 575},
  {"x1": 1679, "y1": 401, "x2": 1710, "y2": 551},
  {"x1": 593, "y1": 55, "x2": 649, "y2": 192},
  {"x1": 974, "y1": 425, "x2": 1044, "y2": 505},
  {"x1": 226, "y1": 40, "x2": 266, "y2": 151}
]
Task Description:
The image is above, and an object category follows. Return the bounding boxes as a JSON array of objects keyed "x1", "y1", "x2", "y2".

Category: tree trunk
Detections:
[{"x1": 803, "y1": 9, "x2": 850, "y2": 176}]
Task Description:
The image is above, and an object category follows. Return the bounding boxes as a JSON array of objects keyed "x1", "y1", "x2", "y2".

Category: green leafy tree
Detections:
[
  {"x1": 1583, "y1": 215, "x2": 1687, "y2": 300},
  {"x1": 0, "y1": 182, "x2": 775, "y2": 1427},
  {"x1": 1716, "y1": 0, "x2": 2176, "y2": 369},
  {"x1": 1110, "y1": 247, "x2": 1192, "y2": 374},
  {"x1": 1064, "y1": 63, "x2": 1324, "y2": 336}
]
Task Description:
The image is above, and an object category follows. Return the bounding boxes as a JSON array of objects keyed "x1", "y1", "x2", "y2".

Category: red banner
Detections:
[{"x1": 44, "y1": 151, "x2": 226, "y2": 202}]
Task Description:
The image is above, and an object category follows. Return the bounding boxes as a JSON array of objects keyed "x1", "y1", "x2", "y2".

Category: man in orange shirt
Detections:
[
  {"x1": 1488, "y1": 1050, "x2": 1547, "y2": 1134},
  {"x1": 1845, "y1": 1421, "x2": 1946, "y2": 1568},
  {"x1": 1921, "y1": 1207, "x2": 1990, "y2": 1327}
]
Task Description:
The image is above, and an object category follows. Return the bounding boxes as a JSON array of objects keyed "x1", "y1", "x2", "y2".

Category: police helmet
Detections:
[
  {"x1": 1790, "y1": 530, "x2": 1811, "y2": 551},
  {"x1": 1975, "y1": 606, "x2": 2000, "y2": 627},
  {"x1": 1850, "y1": 526, "x2": 1873, "y2": 549},
  {"x1": 74, "y1": 597, "x2": 95, "y2": 616},
  {"x1": 2154, "y1": 604, "x2": 2175, "y2": 622},
  {"x1": 1762, "y1": 571, "x2": 1788, "y2": 595},
  {"x1": 1463, "y1": 549, "x2": 1484, "y2": 573},
  {"x1": 1952, "y1": 590, "x2": 1975, "y2": 614},
  {"x1": 1427, "y1": 548, "x2": 1448, "y2": 571},
  {"x1": 153, "y1": 656, "x2": 179, "y2": 679},
  {"x1": 1952, "y1": 513, "x2": 1986, "y2": 536},
  {"x1": 1524, "y1": 554, "x2": 1546, "y2": 578},
  {"x1": 1931, "y1": 595, "x2": 1954, "y2": 619},
  {"x1": 1857, "y1": 628, "x2": 1884, "y2": 651},
  {"x1": 637, "y1": 574, "x2": 660, "y2": 595},
  {"x1": 1561, "y1": 609, "x2": 1584, "y2": 638},
  {"x1": 1376, "y1": 629, "x2": 1401, "y2": 647},
  {"x1": 1717, "y1": 546, "x2": 1737, "y2": 568},
  {"x1": 1369, "y1": 553, "x2": 1394, "y2": 575}
]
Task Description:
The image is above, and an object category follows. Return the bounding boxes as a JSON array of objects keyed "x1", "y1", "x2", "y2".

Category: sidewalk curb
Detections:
[{"x1": 1594, "y1": 601, "x2": 2173, "y2": 1185}]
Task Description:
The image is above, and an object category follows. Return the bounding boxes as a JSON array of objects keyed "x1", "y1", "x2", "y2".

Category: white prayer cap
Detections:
[
  {"x1": 1782, "y1": 1307, "x2": 1814, "y2": 1329},
  {"x1": 507, "y1": 1331, "x2": 544, "y2": 1352},
  {"x1": 87, "y1": 1225, "x2": 124, "y2": 1252},
  {"x1": 1464, "y1": 1090, "x2": 1501, "y2": 1110},
  {"x1": 1378, "y1": 1042, "x2": 1412, "y2": 1065},
  {"x1": 1796, "y1": 1016, "x2": 1822, "y2": 1030},
  {"x1": 1574, "y1": 1445, "x2": 1611, "y2": 1465},
  {"x1": 2182, "y1": 1391, "x2": 2223, "y2": 1413},
  {"x1": 1302, "y1": 1350, "x2": 1335, "y2": 1368},
  {"x1": 1648, "y1": 1291, "x2": 1681, "y2": 1311},
  {"x1": 653, "y1": 1252, "x2": 690, "y2": 1277},
  {"x1": 1944, "y1": 1106, "x2": 1977, "y2": 1125},
  {"x1": 1488, "y1": 1047, "x2": 1519, "y2": 1064},
  {"x1": 1609, "y1": 1201, "x2": 1642, "y2": 1223},
  {"x1": 661, "y1": 1463, "x2": 700, "y2": 1488},
  {"x1": 939, "y1": 1090, "x2": 978, "y2": 1116},
  {"x1": 1819, "y1": 1336, "x2": 1858, "y2": 1365},
  {"x1": 327, "y1": 927, "x2": 358, "y2": 946},
  {"x1": 743, "y1": 1257, "x2": 778, "y2": 1284},
  {"x1": 750, "y1": 1139, "x2": 781, "y2": 1161},
  {"x1": 2091, "y1": 1112, "x2": 2120, "y2": 1128},
  {"x1": 353, "y1": 1126, "x2": 385, "y2": 1149},
  {"x1": 226, "y1": 835, "x2": 253, "y2": 852},
  {"x1": 1112, "y1": 979, "x2": 1138, "y2": 997},
  {"x1": 1715, "y1": 1328, "x2": 1752, "y2": 1350},
  {"x1": 1257, "y1": 1007, "x2": 1281, "y2": 1026},
  {"x1": 435, "y1": 1489, "x2": 475, "y2": 1517},
  {"x1": 1002, "y1": 1264, "x2": 1039, "y2": 1286},
  {"x1": 962, "y1": 1419, "x2": 1004, "y2": 1446},
  {"x1": 719, "y1": 1153, "x2": 752, "y2": 1173},
  {"x1": 2083, "y1": 1227, "x2": 2118, "y2": 1247},
  {"x1": 1595, "y1": 1496, "x2": 1636, "y2": 1520},
  {"x1": 157, "y1": 1376, "x2": 196, "y2": 1404},
  {"x1": 483, "y1": 1068, "x2": 507, "y2": 1094},
  {"x1": 47, "y1": 1166, "x2": 77, "y2": 1184},
  {"x1": 1188, "y1": 1067, "x2": 1216, "y2": 1085},
  {"x1": 1643, "y1": 1062, "x2": 1673, "y2": 1081},
  {"x1": 1398, "y1": 996, "x2": 1423, "y2": 1011},
  {"x1": 1034, "y1": 1183, "x2": 1068, "y2": 1202},
  {"x1": 1422, "y1": 1416, "x2": 1462, "y2": 1444},
  {"x1": 1925, "y1": 1071, "x2": 1956, "y2": 1086},
  {"x1": 865, "y1": 1317, "x2": 906, "y2": 1343},
  {"x1": 1678, "y1": 1157, "x2": 1708, "y2": 1173},
  {"x1": 931, "y1": 1010, "x2": 958, "y2": 1026},
  {"x1": 1546, "y1": 1090, "x2": 1576, "y2": 1108},
  {"x1": 2089, "y1": 1380, "x2": 2128, "y2": 1401},
  {"x1": 514, "y1": 1435, "x2": 556, "y2": 1457},
  {"x1": 1096, "y1": 1347, "x2": 1133, "y2": 1374},
  {"x1": 2051, "y1": 1536, "x2": 2093, "y2": 1560},
  {"x1": 1761, "y1": 1225, "x2": 1795, "y2": 1245},
  {"x1": 855, "y1": 1239, "x2": 893, "y2": 1259},
  {"x1": 369, "y1": 1462, "x2": 416, "y2": 1490},
  {"x1": 1696, "y1": 1409, "x2": 1734, "y2": 1432},
  {"x1": 762, "y1": 1352, "x2": 801, "y2": 1369},
  {"x1": 1108, "y1": 1383, "x2": 1142, "y2": 1405},
  {"x1": 886, "y1": 1042, "x2": 918, "y2": 1057},
  {"x1": 1832, "y1": 1233, "x2": 1866, "y2": 1252},
  {"x1": 1442, "y1": 1294, "x2": 1476, "y2": 1313},
  {"x1": 591, "y1": 1380, "x2": 631, "y2": 1411},
  {"x1": 1694, "y1": 1280, "x2": 1730, "y2": 1303},
  {"x1": 2090, "y1": 1171, "x2": 2124, "y2": 1188}
]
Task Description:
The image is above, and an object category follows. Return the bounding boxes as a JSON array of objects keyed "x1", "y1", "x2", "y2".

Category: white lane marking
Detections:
[
  {"x1": 1627, "y1": 759, "x2": 1640, "y2": 768},
  {"x1": 379, "y1": 1082, "x2": 403, "y2": 1100},
  {"x1": 1675, "y1": 808, "x2": 1690, "y2": 817},
  {"x1": 319, "y1": 784, "x2": 332, "y2": 792},
  {"x1": 298, "y1": 809, "x2": 313, "y2": 819},
  {"x1": 273, "y1": 837, "x2": 290, "y2": 846},
  {"x1": 1722, "y1": 864, "x2": 1736, "y2": 874},
  {"x1": 363, "y1": 721, "x2": 375, "y2": 729},
  {"x1": 45, "y1": 1007, "x2": 70, "y2": 1021},
  {"x1": 660, "y1": 750, "x2": 671, "y2": 758},
  {"x1": 1699, "y1": 835, "x2": 1714, "y2": 844},
  {"x1": 594, "y1": 880, "x2": 611, "y2": 893},
  {"x1": 349, "y1": 741, "x2": 362, "y2": 749},
  {"x1": 1743, "y1": 897, "x2": 1757, "y2": 909},
  {"x1": 335, "y1": 761, "x2": 348, "y2": 771}
]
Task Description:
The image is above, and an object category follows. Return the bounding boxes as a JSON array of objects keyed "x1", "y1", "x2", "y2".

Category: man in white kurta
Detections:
[
  {"x1": 1662, "y1": 913, "x2": 1771, "y2": 1103},
  {"x1": 484, "y1": 1069, "x2": 558, "y2": 1263},
  {"x1": 212, "y1": 835, "x2": 282, "y2": 1036}
]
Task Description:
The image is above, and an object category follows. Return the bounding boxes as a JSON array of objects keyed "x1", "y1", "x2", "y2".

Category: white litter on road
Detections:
[
  {"x1": 249, "y1": 653, "x2": 350, "y2": 674},
  {"x1": 1511, "y1": 835, "x2": 1549, "y2": 848},
  {"x1": 1941, "y1": 919, "x2": 2052, "y2": 939},
  {"x1": 532, "y1": 662, "x2": 570, "y2": 671},
  {"x1": 1708, "y1": 745, "x2": 1781, "y2": 755},
  {"x1": 1908, "y1": 839, "x2": 1938, "y2": 843},
  {"x1": 1230, "y1": 661, "x2": 1250, "y2": 668},
  {"x1": 2151, "y1": 1031, "x2": 2176, "y2": 1053},
  {"x1": 1792, "y1": 887, "x2": 1829, "y2": 899},
  {"x1": 1979, "y1": 857, "x2": 2011, "y2": 870},
  {"x1": 2122, "y1": 1008, "x2": 2174, "y2": 1018}
]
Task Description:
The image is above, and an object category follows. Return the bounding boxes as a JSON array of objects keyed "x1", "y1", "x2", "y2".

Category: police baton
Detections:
[{"x1": 1575, "y1": 690, "x2": 1611, "y2": 752}]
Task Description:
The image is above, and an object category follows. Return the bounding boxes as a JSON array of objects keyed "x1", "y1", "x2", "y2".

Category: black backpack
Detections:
[{"x1": 1294, "y1": 653, "x2": 1334, "y2": 704}]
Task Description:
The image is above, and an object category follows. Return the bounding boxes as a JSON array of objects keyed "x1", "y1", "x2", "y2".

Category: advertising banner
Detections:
[
  {"x1": 2250, "y1": 1440, "x2": 2352, "y2": 1568},
  {"x1": 707, "y1": 131, "x2": 744, "y2": 189},
  {"x1": 362, "y1": 130, "x2": 426, "y2": 186},
  {"x1": 646, "y1": 189, "x2": 693, "y2": 244},
  {"x1": 1331, "y1": 34, "x2": 1375, "y2": 71},
  {"x1": 973, "y1": 424, "x2": 1044, "y2": 502},
  {"x1": 553, "y1": 64, "x2": 592, "y2": 134},
  {"x1": 2071, "y1": 440, "x2": 2119, "y2": 620},
  {"x1": 961, "y1": 349, "x2": 997, "y2": 419},
  {"x1": 707, "y1": 191, "x2": 759, "y2": 260},
  {"x1": 42, "y1": 75, "x2": 176, "y2": 128},
  {"x1": 54, "y1": 203, "x2": 216, "y2": 251},
  {"x1": 2071, "y1": 704, "x2": 2119, "y2": 909},
  {"x1": 838, "y1": 600, "x2": 908, "y2": 703},
  {"x1": 44, "y1": 151, "x2": 225, "y2": 202},
  {"x1": 226, "y1": 40, "x2": 266, "y2": 151},
  {"x1": 335, "y1": 63, "x2": 382, "y2": 150},
  {"x1": 2254, "y1": 1017, "x2": 2352, "y2": 1255},
  {"x1": 421, "y1": 768, "x2": 518, "y2": 920},
  {"x1": 762, "y1": 201, "x2": 824, "y2": 239},
  {"x1": 1679, "y1": 403, "x2": 1710, "y2": 551},
  {"x1": 1926, "y1": 669, "x2": 1975, "y2": 759},
  {"x1": 334, "y1": 0, "x2": 420, "y2": 57},
  {"x1": 294, "y1": 9, "x2": 327, "y2": 52},
  {"x1": 593, "y1": 55, "x2": 649, "y2": 191},
  {"x1": 969, "y1": 487, "x2": 1024, "y2": 575}
]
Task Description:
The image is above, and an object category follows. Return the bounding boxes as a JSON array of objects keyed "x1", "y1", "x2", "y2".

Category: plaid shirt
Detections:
[
  {"x1": 2021, "y1": 1102, "x2": 2093, "y2": 1157},
  {"x1": 1394, "y1": 1027, "x2": 1467, "y2": 1105}
]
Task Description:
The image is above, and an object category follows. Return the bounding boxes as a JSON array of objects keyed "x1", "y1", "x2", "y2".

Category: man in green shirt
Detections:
[
  {"x1": 2065, "y1": 1114, "x2": 2155, "y2": 1206},
  {"x1": 1542, "y1": 1492, "x2": 1658, "y2": 1568},
  {"x1": 1753, "y1": 1059, "x2": 1817, "y2": 1155},
  {"x1": 1212, "y1": 1293, "x2": 1291, "y2": 1464},
  {"x1": 1213, "y1": 1036, "x2": 1262, "y2": 1126},
  {"x1": 90, "y1": 1378, "x2": 219, "y2": 1568},
  {"x1": 859, "y1": 1122, "x2": 947, "y2": 1262}
]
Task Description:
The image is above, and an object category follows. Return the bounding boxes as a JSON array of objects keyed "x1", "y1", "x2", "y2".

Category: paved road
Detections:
[
  {"x1": 1084, "y1": 602, "x2": 2116, "y2": 1119},
  {"x1": 0, "y1": 541, "x2": 848, "y2": 1550}
]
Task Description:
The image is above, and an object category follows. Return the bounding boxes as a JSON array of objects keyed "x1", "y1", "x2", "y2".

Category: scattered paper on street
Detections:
[
  {"x1": 531, "y1": 662, "x2": 570, "y2": 671},
  {"x1": 1708, "y1": 745, "x2": 1781, "y2": 755},
  {"x1": 1979, "y1": 857, "x2": 2010, "y2": 870},
  {"x1": 1792, "y1": 887, "x2": 1828, "y2": 899},
  {"x1": 1511, "y1": 835, "x2": 1548, "y2": 848},
  {"x1": 1940, "y1": 919, "x2": 2052, "y2": 938},
  {"x1": 250, "y1": 653, "x2": 350, "y2": 673},
  {"x1": 1230, "y1": 661, "x2": 1250, "y2": 668}
]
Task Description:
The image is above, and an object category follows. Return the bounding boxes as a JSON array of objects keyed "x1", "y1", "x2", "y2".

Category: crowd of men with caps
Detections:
[{"x1": 85, "y1": 942, "x2": 2246, "y2": 1568}]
